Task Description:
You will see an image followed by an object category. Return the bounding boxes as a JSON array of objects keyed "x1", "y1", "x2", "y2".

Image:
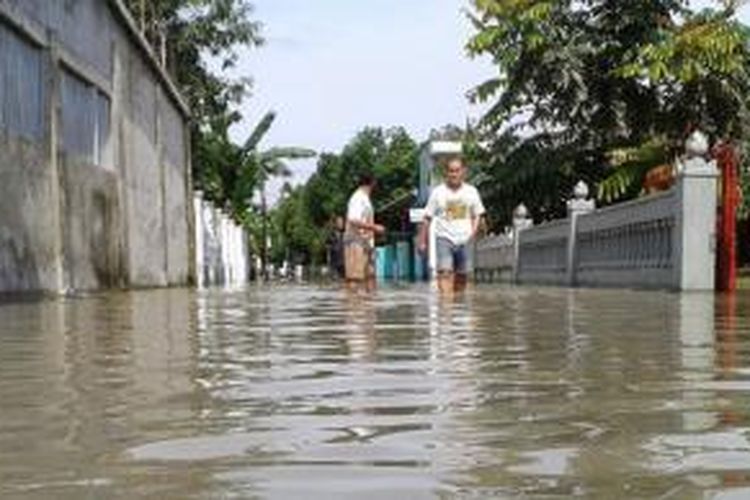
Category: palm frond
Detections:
[
  {"x1": 243, "y1": 111, "x2": 276, "y2": 152},
  {"x1": 261, "y1": 147, "x2": 316, "y2": 161},
  {"x1": 597, "y1": 139, "x2": 669, "y2": 203}
]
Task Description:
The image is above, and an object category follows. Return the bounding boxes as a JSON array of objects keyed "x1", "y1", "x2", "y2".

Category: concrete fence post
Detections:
[
  {"x1": 512, "y1": 203, "x2": 533, "y2": 283},
  {"x1": 193, "y1": 190, "x2": 205, "y2": 288},
  {"x1": 566, "y1": 181, "x2": 595, "y2": 286},
  {"x1": 213, "y1": 207, "x2": 223, "y2": 285},
  {"x1": 674, "y1": 130, "x2": 719, "y2": 291},
  {"x1": 240, "y1": 226, "x2": 249, "y2": 283},
  {"x1": 227, "y1": 218, "x2": 235, "y2": 285},
  {"x1": 220, "y1": 211, "x2": 230, "y2": 285}
]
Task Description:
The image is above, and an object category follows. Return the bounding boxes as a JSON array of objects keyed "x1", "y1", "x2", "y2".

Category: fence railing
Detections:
[
  {"x1": 575, "y1": 189, "x2": 676, "y2": 288},
  {"x1": 475, "y1": 131, "x2": 719, "y2": 291},
  {"x1": 475, "y1": 233, "x2": 515, "y2": 282},
  {"x1": 517, "y1": 218, "x2": 571, "y2": 285}
]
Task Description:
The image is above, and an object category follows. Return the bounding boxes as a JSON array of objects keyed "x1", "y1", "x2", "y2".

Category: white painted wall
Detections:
[{"x1": 193, "y1": 192, "x2": 251, "y2": 287}]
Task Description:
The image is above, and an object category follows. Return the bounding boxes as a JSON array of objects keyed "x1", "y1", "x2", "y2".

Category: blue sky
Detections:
[
  {"x1": 230, "y1": 0, "x2": 493, "y2": 199},
  {"x1": 229, "y1": 0, "x2": 750, "y2": 201}
]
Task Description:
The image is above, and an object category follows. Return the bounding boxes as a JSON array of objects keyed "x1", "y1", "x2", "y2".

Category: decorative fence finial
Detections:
[
  {"x1": 677, "y1": 129, "x2": 717, "y2": 176},
  {"x1": 512, "y1": 203, "x2": 533, "y2": 233},
  {"x1": 685, "y1": 129, "x2": 709, "y2": 159},
  {"x1": 573, "y1": 180, "x2": 589, "y2": 200},
  {"x1": 567, "y1": 180, "x2": 595, "y2": 215},
  {"x1": 514, "y1": 203, "x2": 528, "y2": 219}
]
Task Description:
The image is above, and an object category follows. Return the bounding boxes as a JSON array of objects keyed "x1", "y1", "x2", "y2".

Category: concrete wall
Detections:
[
  {"x1": 0, "y1": 133, "x2": 62, "y2": 291},
  {"x1": 0, "y1": 0, "x2": 192, "y2": 293}
]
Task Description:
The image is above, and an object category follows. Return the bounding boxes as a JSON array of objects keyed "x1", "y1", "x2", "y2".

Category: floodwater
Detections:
[{"x1": 2, "y1": 285, "x2": 750, "y2": 499}]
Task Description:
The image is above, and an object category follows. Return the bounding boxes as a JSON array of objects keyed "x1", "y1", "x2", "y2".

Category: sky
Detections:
[
  {"x1": 229, "y1": 0, "x2": 750, "y2": 203},
  {"x1": 229, "y1": 0, "x2": 493, "y2": 201}
]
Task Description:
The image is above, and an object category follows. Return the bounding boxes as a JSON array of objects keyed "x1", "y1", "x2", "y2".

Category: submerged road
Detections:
[{"x1": 1, "y1": 284, "x2": 749, "y2": 498}]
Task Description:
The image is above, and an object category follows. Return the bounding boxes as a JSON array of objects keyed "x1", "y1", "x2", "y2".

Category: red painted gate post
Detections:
[{"x1": 715, "y1": 142, "x2": 739, "y2": 292}]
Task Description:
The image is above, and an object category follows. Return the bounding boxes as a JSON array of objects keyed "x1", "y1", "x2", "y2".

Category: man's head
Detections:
[
  {"x1": 444, "y1": 156, "x2": 466, "y2": 189},
  {"x1": 358, "y1": 173, "x2": 376, "y2": 194}
]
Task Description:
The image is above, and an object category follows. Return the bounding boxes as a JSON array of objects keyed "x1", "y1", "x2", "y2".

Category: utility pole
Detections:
[{"x1": 261, "y1": 185, "x2": 269, "y2": 281}]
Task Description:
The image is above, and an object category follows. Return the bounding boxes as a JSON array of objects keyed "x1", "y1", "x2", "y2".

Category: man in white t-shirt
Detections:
[
  {"x1": 345, "y1": 174, "x2": 385, "y2": 288},
  {"x1": 418, "y1": 157, "x2": 486, "y2": 294}
]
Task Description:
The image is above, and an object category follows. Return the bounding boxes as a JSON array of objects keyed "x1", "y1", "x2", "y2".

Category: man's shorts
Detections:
[
  {"x1": 436, "y1": 237, "x2": 468, "y2": 274},
  {"x1": 344, "y1": 239, "x2": 374, "y2": 281}
]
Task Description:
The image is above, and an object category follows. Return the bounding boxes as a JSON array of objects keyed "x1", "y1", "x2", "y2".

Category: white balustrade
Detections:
[{"x1": 475, "y1": 131, "x2": 719, "y2": 291}]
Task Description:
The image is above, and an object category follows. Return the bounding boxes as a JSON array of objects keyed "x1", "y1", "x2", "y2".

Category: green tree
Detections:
[
  {"x1": 271, "y1": 185, "x2": 322, "y2": 265},
  {"x1": 238, "y1": 112, "x2": 315, "y2": 277},
  {"x1": 271, "y1": 126, "x2": 420, "y2": 265},
  {"x1": 305, "y1": 127, "x2": 418, "y2": 234},
  {"x1": 467, "y1": 0, "x2": 750, "y2": 227},
  {"x1": 122, "y1": 0, "x2": 264, "y2": 208}
]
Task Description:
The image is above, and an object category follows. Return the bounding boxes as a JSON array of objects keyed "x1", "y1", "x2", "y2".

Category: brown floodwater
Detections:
[{"x1": 1, "y1": 284, "x2": 750, "y2": 499}]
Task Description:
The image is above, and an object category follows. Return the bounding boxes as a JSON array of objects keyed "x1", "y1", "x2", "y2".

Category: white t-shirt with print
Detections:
[
  {"x1": 424, "y1": 183, "x2": 486, "y2": 245},
  {"x1": 346, "y1": 188, "x2": 374, "y2": 243}
]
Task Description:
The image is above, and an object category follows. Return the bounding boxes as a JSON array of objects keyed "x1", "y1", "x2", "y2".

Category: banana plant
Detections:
[
  {"x1": 597, "y1": 138, "x2": 671, "y2": 204},
  {"x1": 238, "y1": 111, "x2": 316, "y2": 279}
]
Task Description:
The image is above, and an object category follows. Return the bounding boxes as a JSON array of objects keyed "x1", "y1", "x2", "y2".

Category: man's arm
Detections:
[
  {"x1": 348, "y1": 219, "x2": 385, "y2": 234},
  {"x1": 417, "y1": 215, "x2": 432, "y2": 254},
  {"x1": 470, "y1": 214, "x2": 485, "y2": 240},
  {"x1": 470, "y1": 189, "x2": 487, "y2": 240},
  {"x1": 418, "y1": 189, "x2": 439, "y2": 253}
]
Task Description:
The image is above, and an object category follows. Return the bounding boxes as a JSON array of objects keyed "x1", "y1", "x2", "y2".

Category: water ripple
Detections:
[{"x1": 2, "y1": 286, "x2": 750, "y2": 498}]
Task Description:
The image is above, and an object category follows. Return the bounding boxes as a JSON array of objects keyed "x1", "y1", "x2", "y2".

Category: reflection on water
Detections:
[{"x1": 2, "y1": 285, "x2": 750, "y2": 498}]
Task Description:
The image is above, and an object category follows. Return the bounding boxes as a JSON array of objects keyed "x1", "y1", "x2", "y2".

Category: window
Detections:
[
  {"x1": 0, "y1": 22, "x2": 45, "y2": 139},
  {"x1": 60, "y1": 68, "x2": 111, "y2": 167}
]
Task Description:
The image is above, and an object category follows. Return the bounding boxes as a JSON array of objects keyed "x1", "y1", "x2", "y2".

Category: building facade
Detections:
[{"x1": 0, "y1": 0, "x2": 193, "y2": 293}]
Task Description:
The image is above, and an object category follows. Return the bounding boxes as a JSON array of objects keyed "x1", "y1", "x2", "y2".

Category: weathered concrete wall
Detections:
[
  {"x1": 159, "y1": 90, "x2": 190, "y2": 286},
  {"x1": 0, "y1": 135, "x2": 61, "y2": 292},
  {"x1": 0, "y1": 0, "x2": 193, "y2": 293},
  {"x1": 120, "y1": 53, "x2": 168, "y2": 287},
  {"x1": 0, "y1": 9, "x2": 62, "y2": 293},
  {"x1": 58, "y1": 158, "x2": 123, "y2": 290}
]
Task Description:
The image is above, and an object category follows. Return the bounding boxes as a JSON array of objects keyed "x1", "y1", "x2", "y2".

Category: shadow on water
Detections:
[{"x1": 2, "y1": 284, "x2": 750, "y2": 498}]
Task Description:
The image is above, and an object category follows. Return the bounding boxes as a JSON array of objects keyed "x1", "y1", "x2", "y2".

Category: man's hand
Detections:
[
  {"x1": 417, "y1": 218, "x2": 430, "y2": 255},
  {"x1": 373, "y1": 224, "x2": 386, "y2": 235},
  {"x1": 470, "y1": 216, "x2": 486, "y2": 241}
]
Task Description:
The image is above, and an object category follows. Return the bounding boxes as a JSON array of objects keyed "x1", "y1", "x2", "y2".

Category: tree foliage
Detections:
[
  {"x1": 271, "y1": 127, "x2": 420, "y2": 265},
  {"x1": 467, "y1": 0, "x2": 750, "y2": 227},
  {"x1": 123, "y1": 0, "x2": 261, "y2": 122},
  {"x1": 122, "y1": 0, "x2": 264, "y2": 211}
]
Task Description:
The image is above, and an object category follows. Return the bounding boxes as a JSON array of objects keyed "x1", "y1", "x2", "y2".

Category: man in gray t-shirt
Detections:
[{"x1": 418, "y1": 157, "x2": 486, "y2": 294}]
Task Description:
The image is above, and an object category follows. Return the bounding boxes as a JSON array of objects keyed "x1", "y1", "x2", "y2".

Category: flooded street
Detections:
[{"x1": 2, "y1": 285, "x2": 750, "y2": 499}]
